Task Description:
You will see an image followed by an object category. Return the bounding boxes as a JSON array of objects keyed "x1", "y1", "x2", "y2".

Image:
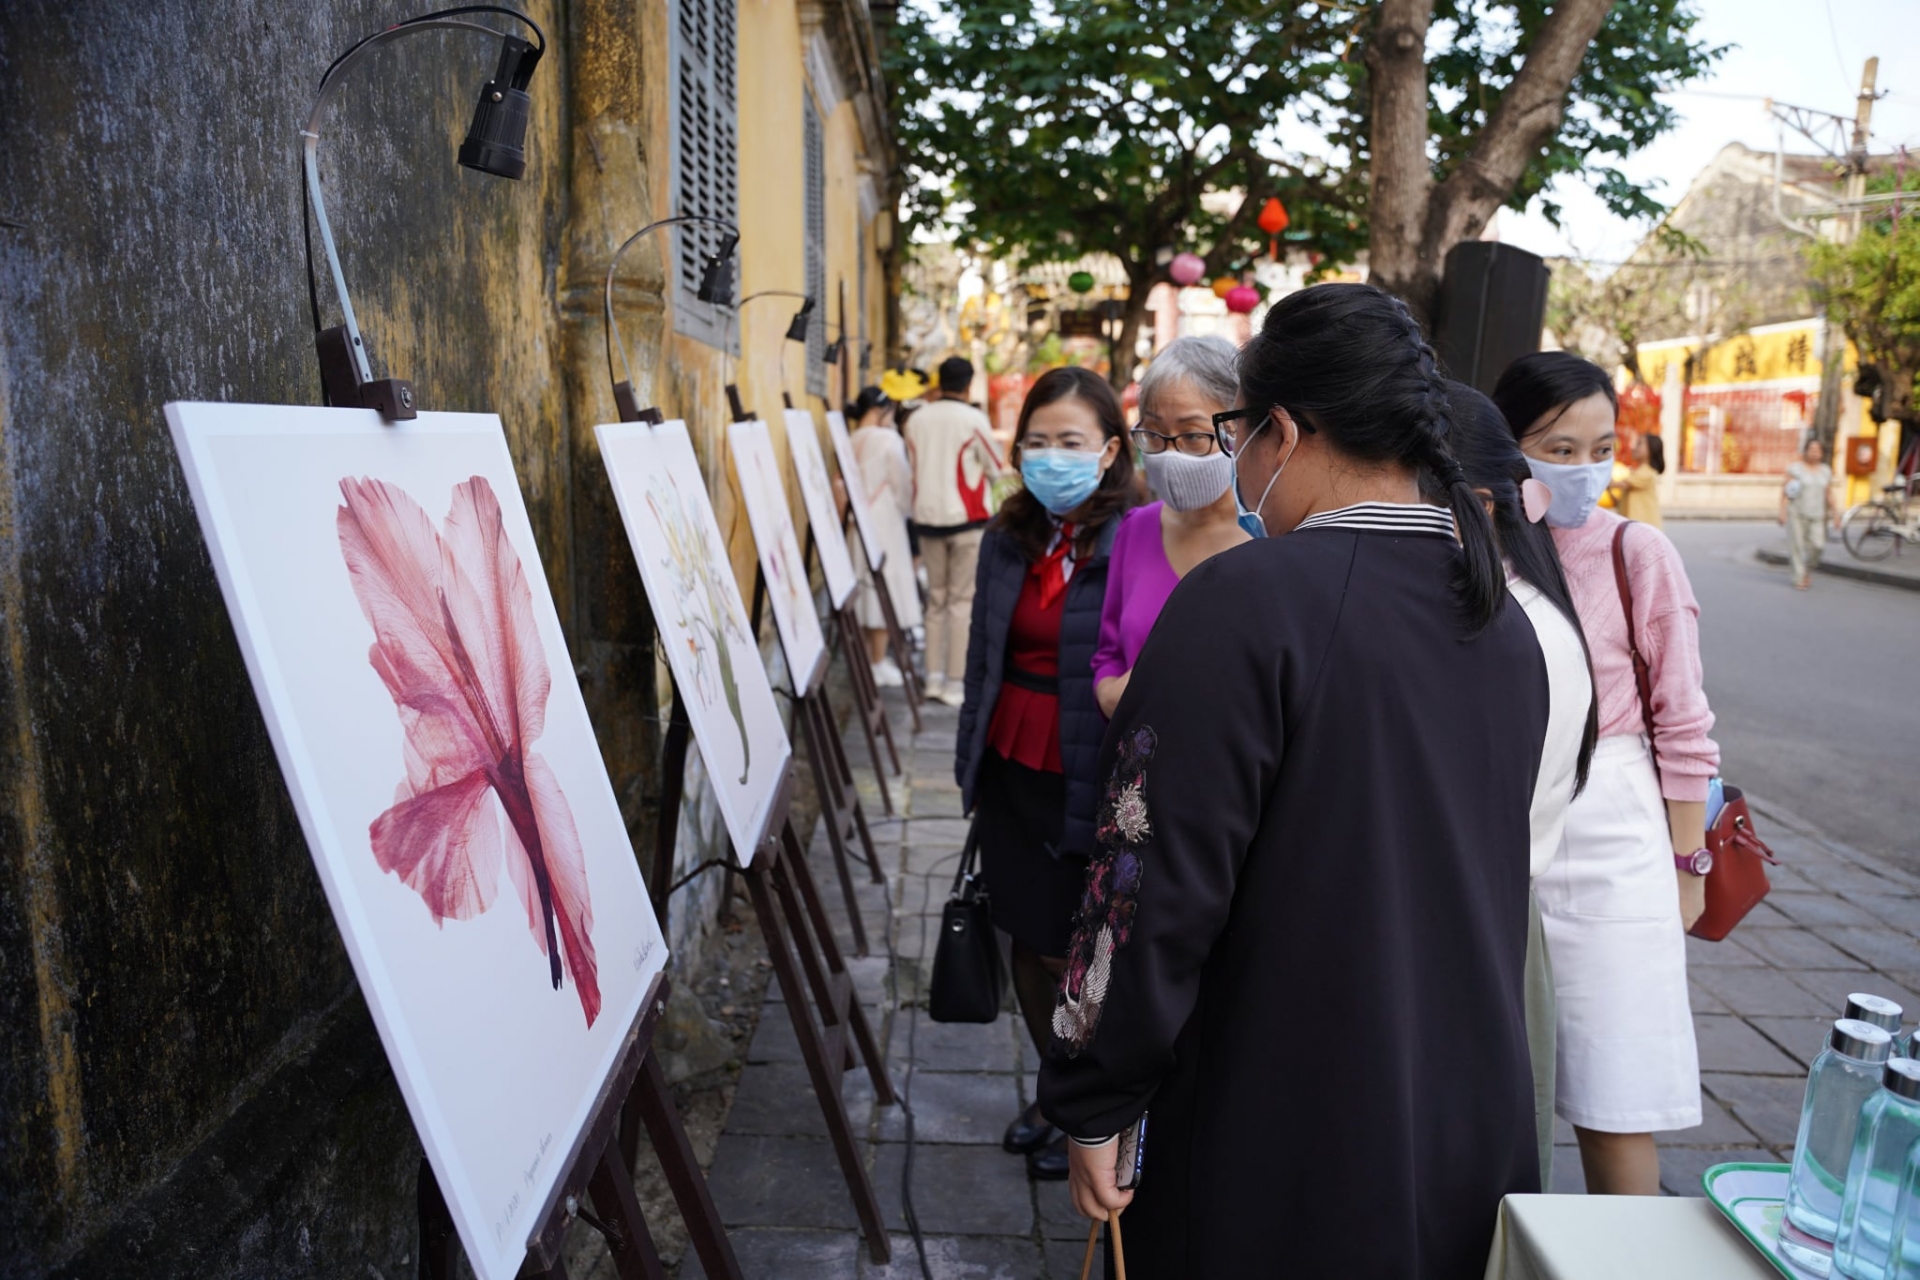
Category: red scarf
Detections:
[{"x1": 1032, "y1": 522, "x2": 1077, "y2": 610}]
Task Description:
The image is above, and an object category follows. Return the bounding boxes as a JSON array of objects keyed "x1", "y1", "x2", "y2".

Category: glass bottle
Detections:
[
  {"x1": 1885, "y1": 1138, "x2": 1920, "y2": 1280},
  {"x1": 1785, "y1": 1019, "x2": 1895, "y2": 1275},
  {"x1": 1849, "y1": 994, "x2": 1906, "y2": 1053},
  {"x1": 1834, "y1": 1059, "x2": 1920, "y2": 1280}
]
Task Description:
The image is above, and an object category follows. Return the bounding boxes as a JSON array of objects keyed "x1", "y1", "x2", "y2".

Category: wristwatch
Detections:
[{"x1": 1675, "y1": 847, "x2": 1713, "y2": 876}]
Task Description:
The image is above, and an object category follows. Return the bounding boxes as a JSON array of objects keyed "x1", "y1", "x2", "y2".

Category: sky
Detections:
[{"x1": 1496, "y1": 0, "x2": 1920, "y2": 264}]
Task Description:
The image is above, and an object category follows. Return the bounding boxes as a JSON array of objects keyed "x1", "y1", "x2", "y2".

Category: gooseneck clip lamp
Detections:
[
  {"x1": 301, "y1": 5, "x2": 547, "y2": 421},
  {"x1": 602, "y1": 216, "x2": 742, "y2": 423},
  {"x1": 721, "y1": 290, "x2": 815, "y2": 416}
]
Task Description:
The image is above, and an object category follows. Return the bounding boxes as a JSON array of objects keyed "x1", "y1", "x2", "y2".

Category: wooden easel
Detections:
[
  {"x1": 748, "y1": 573, "x2": 886, "y2": 957},
  {"x1": 740, "y1": 767, "x2": 896, "y2": 1262},
  {"x1": 416, "y1": 971, "x2": 743, "y2": 1280},
  {"x1": 804, "y1": 526, "x2": 902, "y2": 816},
  {"x1": 844, "y1": 509, "x2": 924, "y2": 735}
]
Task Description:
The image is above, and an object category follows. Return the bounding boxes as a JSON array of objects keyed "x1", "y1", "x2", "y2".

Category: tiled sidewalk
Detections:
[{"x1": 687, "y1": 692, "x2": 1920, "y2": 1275}]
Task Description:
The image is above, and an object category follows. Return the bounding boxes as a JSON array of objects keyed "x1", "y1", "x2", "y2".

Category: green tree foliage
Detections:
[
  {"x1": 885, "y1": 0, "x2": 1720, "y2": 378},
  {"x1": 1809, "y1": 175, "x2": 1920, "y2": 425}
]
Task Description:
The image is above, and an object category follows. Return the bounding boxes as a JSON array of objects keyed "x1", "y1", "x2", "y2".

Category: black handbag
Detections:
[{"x1": 928, "y1": 819, "x2": 1005, "y2": 1023}]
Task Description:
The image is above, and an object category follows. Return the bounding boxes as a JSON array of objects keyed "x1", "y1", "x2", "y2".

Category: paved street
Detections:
[
  {"x1": 668, "y1": 612, "x2": 1920, "y2": 1275},
  {"x1": 1667, "y1": 521, "x2": 1917, "y2": 872}
]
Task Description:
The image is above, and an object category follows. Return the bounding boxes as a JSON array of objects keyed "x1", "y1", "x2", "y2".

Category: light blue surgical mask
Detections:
[
  {"x1": 1021, "y1": 447, "x2": 1104, "y2": 515},
  {"x1": 1232, "y1": 419, "x2": 1295, "y2": 538},
  {"x1": 1525, "y1": 457, "x2": 1613, "y2": 529}
]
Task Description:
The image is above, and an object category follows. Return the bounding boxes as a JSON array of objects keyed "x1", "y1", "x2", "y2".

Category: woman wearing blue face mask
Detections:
[
  {"x1": 1493, "y1": 351, "x2": 1719, "y2": 1199},
  {"x1": 955, "y1": 365, "x2": 1142, "y2": 1180}
]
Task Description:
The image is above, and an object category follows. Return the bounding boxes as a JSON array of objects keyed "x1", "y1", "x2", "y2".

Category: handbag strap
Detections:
[
  {"x1": 1610, "y1": 521, "x2": 1659, "y2": 749},
  {"x1": 950, "y1": 816, "x2": 983, "y2": 898},
  {"x1": 1079, "y1": 1210, "x2": 1127, "y2": 1280}
]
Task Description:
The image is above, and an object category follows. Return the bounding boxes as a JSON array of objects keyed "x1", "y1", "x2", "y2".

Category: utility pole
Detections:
[{"x1": 1844, "y1": 57, "x2": 1880, "y2": 243}]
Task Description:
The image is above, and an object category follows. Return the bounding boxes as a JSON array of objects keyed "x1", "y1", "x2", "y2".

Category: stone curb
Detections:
[{"x1": 1752, "y1": 546, "x2": 1920, "y2": 593}]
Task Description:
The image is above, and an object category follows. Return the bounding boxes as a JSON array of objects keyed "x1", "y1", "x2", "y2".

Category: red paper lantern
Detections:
[
  {"x1": 1225, "y1": 285, "x2": 1261, "y2": 315},
  {"x1": 1258, "y1": 197, "x2": 1291, "y2": 260}
]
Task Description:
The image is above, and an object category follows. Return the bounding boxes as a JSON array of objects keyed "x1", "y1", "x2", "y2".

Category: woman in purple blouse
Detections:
[{"x1": 1094, "y1": 336, "x2": 1251, "y2": 716}]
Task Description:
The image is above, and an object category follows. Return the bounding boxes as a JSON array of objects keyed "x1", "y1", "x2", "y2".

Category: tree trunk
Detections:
[
  {"x1": 1364, "y1": 0, "x2": 1439, "y2": 321},
  {"x1": 1109, "y1": 264, "x2": 1157, "y2": 391},
  {"x1": 1367, "y1": 0, "x2": 1617, "y2": 329}
]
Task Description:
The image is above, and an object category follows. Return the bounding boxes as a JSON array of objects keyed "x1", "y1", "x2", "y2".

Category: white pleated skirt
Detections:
[{"x1": 1535, "y1": 734, "x2": 1702, "y2": 1133}]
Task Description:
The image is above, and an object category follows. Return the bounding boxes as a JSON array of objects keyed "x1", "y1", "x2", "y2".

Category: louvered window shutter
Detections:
[
  {"x1": 803, "y1": 94, "x2": 827, "y2": 398},
  {"x1": 669, "y1": 0, "x2": 739, "y2": 349}
]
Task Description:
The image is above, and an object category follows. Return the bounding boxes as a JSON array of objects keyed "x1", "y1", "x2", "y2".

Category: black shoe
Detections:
[
  {"x1": 1027, "y1": 1134, "x2": 1070, "y2": 1181},
  {"x1": 1003, "y1": 1102, "x2": 1057, "y2": 1155}
]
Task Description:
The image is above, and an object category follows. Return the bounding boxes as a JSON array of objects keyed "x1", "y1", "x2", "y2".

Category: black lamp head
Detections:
[
  {"x1": 696, "y1": 233, "x2": 739, "y2": 305},
  {"x1": 823, "y1": 335, "x2": 845, "y2": 365},
  {"x1": 459, "y1": 34, "x2": 542, "y2": 180},
  {"x1": 784, "y1": 296, "x2": 816, "y2": 343}
]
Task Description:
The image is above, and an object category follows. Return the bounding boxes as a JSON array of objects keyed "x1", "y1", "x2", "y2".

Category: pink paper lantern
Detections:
[
  {"x1": 1224, "y1": 285, "x2": 1261, "y2": 315},
  {"x1": 1168, "y1": 252, "x2": 1205, "y2": 286}
]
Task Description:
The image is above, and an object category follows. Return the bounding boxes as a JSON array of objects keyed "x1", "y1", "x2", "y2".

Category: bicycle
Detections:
[{"x1": 1842, "y1": 472, "x2": 1919, "y2": 562}]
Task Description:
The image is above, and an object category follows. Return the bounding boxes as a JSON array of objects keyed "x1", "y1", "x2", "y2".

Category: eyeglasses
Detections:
[
  {"x1": 1210, "y1": 405, "x2": 1312, "y2": 455},
  {"x1": 1130, "y1": 427, "x2": 1220, "y2": 458},
  {"x1": 1210, "y1": 406, "x2": 1266, "y2": 456}
]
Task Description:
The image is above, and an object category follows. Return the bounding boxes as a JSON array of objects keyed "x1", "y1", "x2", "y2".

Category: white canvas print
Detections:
[
  {"x1": 164, "y1": 402, "x2": 667, "y2": 1280},
  {"x1": 826, "y1": 409, "x2": 886, "y2": 572},
  {"x1": 729, "y1": 419, "x2": 828, "y2": 688},
  {"x1": 781, "y1": 408, "x2": 857, "y2": 610},
  {"x1": 593, "y1": 419, "x2": 793, "y2": 861}
]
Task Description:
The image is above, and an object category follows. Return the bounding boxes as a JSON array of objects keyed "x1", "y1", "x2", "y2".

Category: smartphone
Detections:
[{"x1": 1115, "y1": 1113, "x2": 1148, "y2": 1191}]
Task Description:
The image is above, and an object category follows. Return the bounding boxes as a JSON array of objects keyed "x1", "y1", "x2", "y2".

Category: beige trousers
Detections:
[
  {"x1": 1788, "y1": 512, "x2": 1825, "y2": 582},
  {"x1": 920, "y1": 528, "x2": 982, "y2": 682}
]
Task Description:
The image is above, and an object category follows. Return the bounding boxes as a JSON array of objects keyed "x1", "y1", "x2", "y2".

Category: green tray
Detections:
[{"x1": 1702, "y1": 1162, "x2": 1826, "y2": 1279}]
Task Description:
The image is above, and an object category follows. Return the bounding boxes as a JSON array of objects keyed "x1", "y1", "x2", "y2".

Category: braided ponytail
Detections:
[{"x1": 1395, "y1": 314, "x2": 1505, "y2": 633}]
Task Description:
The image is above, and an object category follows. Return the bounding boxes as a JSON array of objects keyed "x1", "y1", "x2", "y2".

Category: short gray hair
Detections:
[{"x1": 1137, "y1": 335, "x2": 1241, "y2": 418}]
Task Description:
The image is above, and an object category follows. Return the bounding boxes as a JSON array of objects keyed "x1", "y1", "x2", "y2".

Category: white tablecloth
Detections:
[{"x1": 1483, "y1": 1194, "x2": 1781, "y2": 1280}]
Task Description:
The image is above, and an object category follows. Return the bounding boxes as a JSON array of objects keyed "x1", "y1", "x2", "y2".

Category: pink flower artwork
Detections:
[{"x1": 336, "y1": 475, "x2": 601, "y2": 1027}]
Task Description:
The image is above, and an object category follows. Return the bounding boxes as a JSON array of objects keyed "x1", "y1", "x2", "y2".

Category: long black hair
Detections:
[
  {"x1": 1643, "y1": 433, "x2": 1667, "y2": 475},
  {"x1": 1237, "y1": 283, "x2": 1505, "y2": 632},
  {"x1": 1448, "y1": 381, "x2": 1599, "y2": 791},
  {"x1": 1491, "y1": 351, "x2": 1618, "y2": 444},
  {"x1": 996, "y1": 366, "x2": 1141, "y2": 562}
]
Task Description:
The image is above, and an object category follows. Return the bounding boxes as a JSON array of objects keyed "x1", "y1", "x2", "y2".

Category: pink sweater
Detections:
[{"x1": 1554, "y1": 509, "x2": 1719, "y2": 802}]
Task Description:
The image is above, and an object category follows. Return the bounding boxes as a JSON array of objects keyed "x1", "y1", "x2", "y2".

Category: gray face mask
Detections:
[{"x1": 1143, "y1": 448, "x2": 1234, "y2": 512}]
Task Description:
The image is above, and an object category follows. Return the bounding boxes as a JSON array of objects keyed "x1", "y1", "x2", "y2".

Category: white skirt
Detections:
[{"x1": 1535, "y1": 734, "x2": 1701, "y2": 1133}]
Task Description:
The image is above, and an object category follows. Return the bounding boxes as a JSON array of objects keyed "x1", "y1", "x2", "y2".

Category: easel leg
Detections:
[
  {"x1": 816, "y1": 682, "x2": 886, "y2": 883},
  {"x1": 839, "y1": 605, "x2": 901, "y2": 790},
  {"x1": 746, "y1": 854, "x2": 893, "y2": 1262},
  {"x1": 873, "y1": 573, "x2": 923, "y2": 733},
  {"x1": 586, "y1": 1135, "x2": 668, "y2": 1280},
  {"x1": 797, "y1": 690, "x2": 870, "y2": 956},
  {"x1": 417, "y1": 1157, "x2": 457, "y2": 1280},
  {"x1": 632, "y1": 1050, "x2": 743, "y2": 1280},
  {"x1": 779, "y1": 823, "x2": 896, "y2": 1107}
]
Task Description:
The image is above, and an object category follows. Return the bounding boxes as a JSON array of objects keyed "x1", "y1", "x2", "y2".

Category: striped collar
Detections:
[{"x1": 1291, "y1": 501, "x2": 1458, "y2": 539}]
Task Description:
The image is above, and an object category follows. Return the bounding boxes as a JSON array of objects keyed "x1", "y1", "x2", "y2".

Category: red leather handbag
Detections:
[{"x1": 1612, "y1": 523, "x2": 1778, "y2": 941}]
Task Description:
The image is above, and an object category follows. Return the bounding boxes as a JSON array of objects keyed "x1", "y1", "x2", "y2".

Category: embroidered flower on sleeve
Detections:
[{"x1": 1054, "y1": 726, "x2": 1156, "y2": 1055}]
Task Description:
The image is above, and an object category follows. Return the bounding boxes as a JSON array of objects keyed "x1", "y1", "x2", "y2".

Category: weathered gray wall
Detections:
[{"x1": 0, "y1": 2, "x2": 678, "y2": 1273}]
